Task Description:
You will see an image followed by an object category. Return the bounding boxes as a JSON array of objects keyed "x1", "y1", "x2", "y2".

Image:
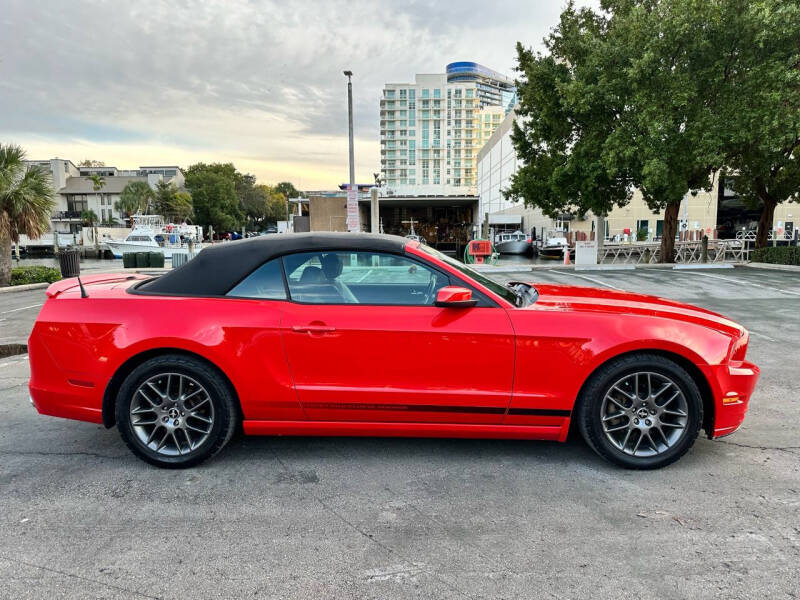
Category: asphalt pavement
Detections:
[{"x1": 0, "y1": 266, "x2": 798, "y2": 599}]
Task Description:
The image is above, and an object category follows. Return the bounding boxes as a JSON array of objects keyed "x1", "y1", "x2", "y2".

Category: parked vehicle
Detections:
[
  {"x1": 538, "y1": 236, "x2": 574, "y2": 259},
  {"x1": 29, "y1": 233, "x2": 758, "y2": 469}
]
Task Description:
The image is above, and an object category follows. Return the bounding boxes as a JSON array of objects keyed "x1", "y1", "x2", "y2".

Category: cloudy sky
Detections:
[{"x1": 0, "y1": 0, "x2": 597, "y2": 189}]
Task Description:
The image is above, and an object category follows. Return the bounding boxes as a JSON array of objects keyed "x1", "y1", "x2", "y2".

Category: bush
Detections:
[
  {"x1": 751, "y1": 246, "x2": 800, "y2": 266},
  {"x1": 10, "y1": 266, "x2": 62, "y2": 286}
]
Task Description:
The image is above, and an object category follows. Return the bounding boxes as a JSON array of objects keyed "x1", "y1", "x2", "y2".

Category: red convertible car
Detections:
[{"x1": 29, "y1": 233, "x2": 759, "y2": 469}]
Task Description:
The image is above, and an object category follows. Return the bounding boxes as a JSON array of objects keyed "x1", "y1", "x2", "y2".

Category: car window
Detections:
[
  {"x1": 282, "y1": 251, "x2": 450, "y2": 305},
  {"x1": 226, "y1": 258, "x2": 287, "y2": 299}
]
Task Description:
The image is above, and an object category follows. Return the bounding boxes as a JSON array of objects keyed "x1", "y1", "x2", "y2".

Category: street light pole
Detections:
[{"x1": 344, "y1": 70, "x2": 355, "y2": 190}]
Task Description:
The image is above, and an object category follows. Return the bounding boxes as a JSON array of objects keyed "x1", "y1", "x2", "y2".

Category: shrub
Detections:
[
  {"x1": 10, "y1": 266, "x2": 62, "y2": 286},
  {"x1": 750, "y1": 246, "x2": 800, "y2": 266}
]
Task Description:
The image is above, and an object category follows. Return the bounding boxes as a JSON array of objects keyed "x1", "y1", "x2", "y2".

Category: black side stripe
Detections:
[{"x1": 302, "y1": 402, "x2": 571, "y2": 418}]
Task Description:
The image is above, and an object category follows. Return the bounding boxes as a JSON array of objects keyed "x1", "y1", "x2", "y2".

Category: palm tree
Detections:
[
  {"x1": 81, "y1": 209, "x2": 100, "y2": 253},
  {"x1": 115, "y1": 181, "x2": 153, "y2": 226},
  {"x1": 0, "y1": 144, "x2": 55, "y2": 286}
]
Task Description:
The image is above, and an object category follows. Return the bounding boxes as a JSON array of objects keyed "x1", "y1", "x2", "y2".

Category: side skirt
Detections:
[{"x1": 243, "y1": 419, "x2": 571, "y2": 442}]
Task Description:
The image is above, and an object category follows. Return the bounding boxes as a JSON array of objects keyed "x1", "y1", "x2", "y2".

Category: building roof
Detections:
[
  {"x1": 59, "y1": 176, "x2": 149, "y2": 194},
  {"x1": 135, "y1": 232, "x2": 409, "y2": 296}
]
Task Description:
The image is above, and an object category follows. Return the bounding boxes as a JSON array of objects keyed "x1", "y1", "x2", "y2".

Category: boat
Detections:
[
  {"x1": 538, "y1": 236, "x2": 575, "y2": 260},
  {"x1": 494, "y1": 230, "x2": 531, "y2": 254},
  {"x1": 104, "y1": 215, "x2": 204, "y2": 259}
]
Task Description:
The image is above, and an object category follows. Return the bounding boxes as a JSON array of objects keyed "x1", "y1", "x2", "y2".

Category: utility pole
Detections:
[{"x1": 344, "y1": 70, "x2": 355, "y2": 190}]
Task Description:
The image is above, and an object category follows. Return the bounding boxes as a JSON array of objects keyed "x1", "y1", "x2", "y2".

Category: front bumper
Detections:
[{"x1": 700, "y1": 360, "x2": 760, "y2": 438}]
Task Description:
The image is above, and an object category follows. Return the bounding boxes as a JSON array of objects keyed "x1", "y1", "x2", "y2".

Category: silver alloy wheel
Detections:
[
  {"x1": 600, "y1": 371, "x2": 689, "y2": 457},
  {"x1": 129, "y1": 373, "x2": 214, "y2": 456}
]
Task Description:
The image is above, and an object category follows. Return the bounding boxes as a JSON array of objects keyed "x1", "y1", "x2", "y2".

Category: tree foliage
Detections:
[
  {"x1": 184, "y1": 162, "x2": 243, "y2": 234},
  {"x1": 722, "y1": 0, "x2": 800, "y2": 247},
  {"x1": 510, "y1": 0, "x2": 797, "y2": 259},
  {"x1": 153, "y1": 180, "x2": 193, "y2": 222},
  {"x1": 78, "y1": 159, "x2": 105, "y2": 167},
  {"x1": 0, "y1": 144, "x2": 55, "y2": 285},
  {"x1": 116, "y1": 180, "x2": 153, "y2": 219},
  {"x1": 505, "y1": 6, "x2": 633, "y2": 222}
]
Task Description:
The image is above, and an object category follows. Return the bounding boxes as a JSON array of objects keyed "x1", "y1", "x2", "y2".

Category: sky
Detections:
[{"x1": 0, "y1": 0, "x2": 599, "y2": 190}]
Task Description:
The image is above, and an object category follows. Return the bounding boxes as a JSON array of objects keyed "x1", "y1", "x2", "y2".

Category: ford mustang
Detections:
[{"x1": 28, "y1": 233, "x2": 759, "y2": 469}]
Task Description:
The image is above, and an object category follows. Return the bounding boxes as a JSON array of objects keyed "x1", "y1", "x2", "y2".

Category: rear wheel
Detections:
[
  {"x1": 115, "y1": 354, "x2": 237, "y2": 468},
  {"x1": 578, "y1": 354, "x2": 703, "y2": 469}
]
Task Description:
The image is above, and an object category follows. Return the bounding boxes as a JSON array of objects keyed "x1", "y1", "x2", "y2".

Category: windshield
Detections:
[{"x1": 418, "y1": 244, "x2": 525, "y2": 307}]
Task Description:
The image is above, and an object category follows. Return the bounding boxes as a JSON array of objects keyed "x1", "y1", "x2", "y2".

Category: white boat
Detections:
[
  {"x1": 494, "y1": 230, "x2": 531, "y2": 254},
  {"x1": 104, "y1": 215, "x2": 204, "y2": 259},
  {"x1": 539, "y1": 236, "x2": 574, "y2": 259}
]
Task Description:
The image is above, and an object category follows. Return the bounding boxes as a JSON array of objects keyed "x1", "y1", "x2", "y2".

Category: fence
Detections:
[{"x1": 599, "y1": 239, "x2": 749, "y2": 264}]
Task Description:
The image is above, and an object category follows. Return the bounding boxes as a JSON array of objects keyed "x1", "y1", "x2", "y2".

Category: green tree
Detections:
[
  {"x1": 0, "y1": 144, "x2": 55, "y2": 286},
  {"x1": 153, "y1": 180, "x2": 193, "y2": 222},
  {"x1": 184, "y1": 162, "x2": 243, "y2": 235},
  {"x1": 78, "y1": 159, "x2": 105, "y2": 167},
  {"x1": 723, "y1": 0, "x2": 800, "y2": 248},
  {"x1": 116, "y1": 180, "x2": 153, "y2": 223},
  {"x1": 599, "y1": 0, "x2": 739, "y2": 261},
  {"x1": 505, "y1": 7, "x2": 633, "y2": 228},
  {"x1": 88, "y1": 173, "x2": 105, "y2": 192}
]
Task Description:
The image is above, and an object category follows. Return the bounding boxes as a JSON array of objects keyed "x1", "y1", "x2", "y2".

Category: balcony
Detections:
[{"x1": 52, "y1": 211, "x2": 82, "y2": 221}]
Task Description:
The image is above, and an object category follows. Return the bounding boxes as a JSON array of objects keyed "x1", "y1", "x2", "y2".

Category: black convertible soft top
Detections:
[{"x1": 135, "y1": 232, "x2": 409, "y2": 296}]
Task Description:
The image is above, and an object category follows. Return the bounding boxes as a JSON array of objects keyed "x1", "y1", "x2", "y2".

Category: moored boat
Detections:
[
  {"x1": 104, "y1": 215, "x2": 204, "y2": 259},
  {"x1": 494, "y1": 230, "x2": 531, "y2": 254}
]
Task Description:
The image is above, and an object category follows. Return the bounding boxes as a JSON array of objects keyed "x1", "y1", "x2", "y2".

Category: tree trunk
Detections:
[
  {"x1": 0, "y1": 225, "x2": 12, "y2": 287},
  {"x1": 755, "y1": 196, "x2": 777, "y2": 249},
  {"x1": 659, "y1": 201, "x2": 680, "y2": 263}
]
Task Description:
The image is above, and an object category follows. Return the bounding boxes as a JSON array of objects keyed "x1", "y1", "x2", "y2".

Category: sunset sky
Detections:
[{"x1": 1, "y1": 0, "x2": 598, "y2": 190}]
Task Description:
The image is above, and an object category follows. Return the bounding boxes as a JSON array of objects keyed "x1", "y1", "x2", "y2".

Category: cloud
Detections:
[{"x1": 0, "y1": 0, "x2": 598, "y2": 189}]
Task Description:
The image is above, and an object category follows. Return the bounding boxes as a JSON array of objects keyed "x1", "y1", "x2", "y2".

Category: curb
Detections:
[
  {"x1": 0, "y1": 282, "x2": 49, "y2": 294},
  {"x1": 0, "y1": 343, "x2": 27, "y2": 359},
  {"x1": 743, "y1": 262, "x2": 800, "y2": 272}
]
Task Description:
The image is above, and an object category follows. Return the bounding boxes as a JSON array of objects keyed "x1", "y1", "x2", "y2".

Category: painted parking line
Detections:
[
  {"x1": 0, "y1": 303, "x2": 44, "y2": 315},
  {"x1": 546, "y1": 270, "x2": 624, "y2": 290},
  {"x1": 686, "y1": 272, "x2": 800, "y2": 297}
]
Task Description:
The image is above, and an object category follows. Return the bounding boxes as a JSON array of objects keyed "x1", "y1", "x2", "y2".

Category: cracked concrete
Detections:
[{"x1": 0, "y1": 266, "x2": 798, "y2": 599}]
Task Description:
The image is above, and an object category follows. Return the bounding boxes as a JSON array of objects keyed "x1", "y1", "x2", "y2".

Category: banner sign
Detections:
[{"x1": 346, "y1": 187, "x2": 360, "y2": 232}]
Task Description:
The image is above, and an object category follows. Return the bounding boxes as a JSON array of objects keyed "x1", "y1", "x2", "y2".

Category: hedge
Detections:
[
  {"x1": 10, "y1": 266, "x2": 62, "y2": 286},
  {"x1": 750, "y1": 246, "x2": 800, "y2": 266}
]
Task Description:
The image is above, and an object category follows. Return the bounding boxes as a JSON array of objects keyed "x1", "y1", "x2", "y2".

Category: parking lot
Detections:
[{"x1": 1, "y1": 265, "x2": 798, "y2": 599}]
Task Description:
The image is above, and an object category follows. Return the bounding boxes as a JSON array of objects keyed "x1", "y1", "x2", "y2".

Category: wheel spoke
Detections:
[
  {"x1": 155, "y1": 429, "x2": 170, "y2": 451},
  {"x1": 611, "y1": 385, "x2": 635, "y2": 401},
  {"x1": 131, "y1": 405, "x2": 155, "y2": 415},
  {"x1": 138, "y1": 387, "x2": 159, "y2": 408},
  {"x1": 186, "y1": 423, "x2": 210, "y2": 434},
  {"x1": 189, "y1": 413, "x2": 212, "y2": 424},
  {"x1": 662, "y1": 408, "x2": 687, "y2": 417},
  {"x1": 602, "y1": 412, "x2": 626, "y2": 422},
  {"x1": 145, "y1": 425, "x2": 161, "y2": 445},
  {"x1": 172, "y1": 432, "x2": 183, "y2": 455},
  {"x1": 605, "y1": 422, "x2": 629, "y2": 433},
  {"x1": 631, "y1": 430, "x2": 644, "y2": 455},
  {"x1": 661, "y1": 422, "x2": 685, "y2": 430}
]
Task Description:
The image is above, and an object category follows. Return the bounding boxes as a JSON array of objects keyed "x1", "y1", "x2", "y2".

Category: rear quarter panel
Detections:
[{"x1": 29, "y1": 290, "x2": 301, "y2": 423}]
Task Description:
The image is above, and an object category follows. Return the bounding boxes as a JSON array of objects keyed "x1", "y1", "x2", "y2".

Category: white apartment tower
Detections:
[{"x1": 380, "y1": 62, "x2": 516, "y2": 198}]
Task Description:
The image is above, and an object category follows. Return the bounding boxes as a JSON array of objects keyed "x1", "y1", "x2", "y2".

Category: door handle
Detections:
[{"x1": 292, "y1": 324, "x2": 336, "y2": 334}]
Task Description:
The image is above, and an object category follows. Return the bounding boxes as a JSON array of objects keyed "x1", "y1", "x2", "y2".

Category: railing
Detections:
[
  {"x1": 599, "y1": 240, "x2": 749, "y2": 264},
  {"x1": 52, "y1": 211, "x2": 81, "y2": 220}
]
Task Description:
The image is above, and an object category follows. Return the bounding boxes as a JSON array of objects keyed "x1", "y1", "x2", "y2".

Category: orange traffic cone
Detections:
[{"x1": 563, "y1": 246, "x2": 571, "y2": 265}]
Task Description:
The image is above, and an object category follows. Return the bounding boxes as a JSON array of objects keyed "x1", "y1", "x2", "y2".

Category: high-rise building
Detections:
[{"x1": 379, "y1": 62, "x2": 515, "y2": 198}]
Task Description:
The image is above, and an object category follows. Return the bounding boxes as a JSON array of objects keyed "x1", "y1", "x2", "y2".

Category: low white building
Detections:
[{"x1": 21, "y1": 159, "x2": 185, "y2": 250}]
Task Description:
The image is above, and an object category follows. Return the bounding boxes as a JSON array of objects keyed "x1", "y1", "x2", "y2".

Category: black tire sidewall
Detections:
[
  {"x1": 116, "y1": 355, "x2": 235, "y2": 468},
  {"x1": 579, "y1": 355, "x2": 703, "y2": 469}
]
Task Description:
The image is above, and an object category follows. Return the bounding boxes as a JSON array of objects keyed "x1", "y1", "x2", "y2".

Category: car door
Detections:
[{"x1": 279, "y1": 250, "x2": 515, "y2": 424}]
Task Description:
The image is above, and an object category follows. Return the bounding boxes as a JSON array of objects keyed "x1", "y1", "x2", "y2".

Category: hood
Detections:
[{"x1": 527, "y1": 283, "x2": 744, "y2": 337}]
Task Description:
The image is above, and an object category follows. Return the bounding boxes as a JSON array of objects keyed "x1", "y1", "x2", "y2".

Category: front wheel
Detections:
[
  {"x1": 115, "y1": 354, "x2": 237, "y2": 468},
  {"x1": 577, "y1": 354, "x2": 703, "y2": 469}
]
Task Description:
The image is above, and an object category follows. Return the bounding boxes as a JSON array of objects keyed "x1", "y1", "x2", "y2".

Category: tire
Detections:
[
  {"x1": 577, "y1": 353, "x2": 703, "y2": 469},
  {"x1": 115, "y1": 354, "x2": 237, "y2": 468}
]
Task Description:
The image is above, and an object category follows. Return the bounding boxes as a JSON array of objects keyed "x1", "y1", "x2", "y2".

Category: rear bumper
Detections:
[
  {"x1": 28, "y1": 326, "x2": 104, "y2": 425},
  {"x1": 700, "y1": 361, "x2": 760, "y2": 438}
]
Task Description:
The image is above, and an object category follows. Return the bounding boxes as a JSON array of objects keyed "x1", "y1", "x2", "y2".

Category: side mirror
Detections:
[{"x1": 435, "y1": 286, "x2": 477, "y2": 308}]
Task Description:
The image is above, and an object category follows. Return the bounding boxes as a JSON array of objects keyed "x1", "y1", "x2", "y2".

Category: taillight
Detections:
[{"x1": 730, "y1": 332, "x2": 749, "y2": 362}]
